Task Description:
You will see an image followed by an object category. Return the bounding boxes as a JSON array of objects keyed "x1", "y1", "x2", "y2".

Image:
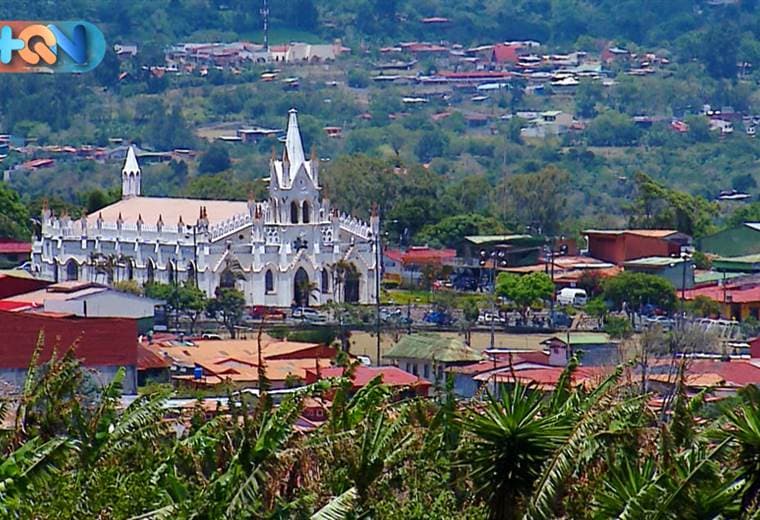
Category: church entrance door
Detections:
[
  {"x1": 294, "y1": 268, "x2": 310, "y2": 307},
  {"x1": 344, "y1": 265, "x2": 360, "y2": 303}
]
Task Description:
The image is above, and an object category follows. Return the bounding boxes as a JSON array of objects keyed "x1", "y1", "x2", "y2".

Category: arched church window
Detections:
[
  {"x1": 220, "y1": 269, "x2": 236, "y2": 288},
  {"x1": 290, "y1": 201, "x2": 299, "y2": 224},
  {"x1": 321, "y1": 269, "x2": 329, "y2": 293},
  {"x1": 126, "y1": 259, "x2": 134, "y2": 281},
  {"x1": 265, "y1": 269, "x2": 274, "y2": 293},
  {"x1": 302, "y1": 201, "x2": 310, "y2": 224},
  {"x1": 65, "y1": 260, "x2": 78, "y2": 281},
  {"x1": 146, "y1": 260, "x2": 155, "y2": 284},
  {"x1": 168, "y1": 261, "x2": 176, "y2": 285}
]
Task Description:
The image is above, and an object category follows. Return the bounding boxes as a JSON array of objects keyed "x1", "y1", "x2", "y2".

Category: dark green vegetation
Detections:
[
  {"x1": 7, "y1": 337, "x2": 760, "y2": 518},
  {"x1": 2, "y1": 1, "x2": 760, "y2": 248}
]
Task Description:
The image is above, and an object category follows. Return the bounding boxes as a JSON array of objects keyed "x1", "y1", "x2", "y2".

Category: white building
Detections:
[{"x1": 32, "y1": 110, "x2": 379, "y2": 307}]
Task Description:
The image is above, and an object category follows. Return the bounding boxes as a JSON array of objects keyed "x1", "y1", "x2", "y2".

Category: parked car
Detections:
[
  {"x1": 201, "y1": 333, "x2": 223, "y2": 340},
  {"x1": 380, "y1": 308, "x2": 403, "y2": 322},
  {"x1": 645, "y1": 316, "x2": 674, "y2": 330},
  {"x1": 557, "y1": 288, "x2": 588, "y2": 306},
  {"x1": 249, "y1": 306, "x2": 287, "y2": 321},
  {"x1": 548, "y1": 311, "x2": 572, "y2": 328},
  {"x1": 477, "y1": 312, "x2": 504, "y2": 324},
  {"x1": 292, "y1": 307, "x2": 328, "y2": 325},
  {"x1": 423, "y1": 310, "x2": 453, "y2": 326}
]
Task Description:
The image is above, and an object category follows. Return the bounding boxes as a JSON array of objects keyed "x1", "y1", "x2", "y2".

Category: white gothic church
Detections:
[{"x1": 31, "y1": 110, "x2": 378, "y2": 307}]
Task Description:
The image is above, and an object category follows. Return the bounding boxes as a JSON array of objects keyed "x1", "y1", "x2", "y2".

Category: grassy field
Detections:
[{"x1": 382, "y1": 289, "x2": 491, "y2": 308}]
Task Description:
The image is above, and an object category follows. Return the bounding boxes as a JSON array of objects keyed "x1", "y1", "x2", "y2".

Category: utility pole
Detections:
[
  {"x1": 480, "y1": 249, "x2": 505, "y2": 350},
  {"x1": 375, "y1": 224, "x2": 382, "y2": 366},
  {"x1": 186, "y1": 224, "x2": 199, "y2": 287},
  {"x1": 261, "y1": 0, "x2": 270, "y2": 51}
]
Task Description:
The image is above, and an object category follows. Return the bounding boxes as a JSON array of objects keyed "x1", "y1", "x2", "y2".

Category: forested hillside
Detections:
[{"x1": 2, "y1": 0, "x2": 760, "y2": 245}]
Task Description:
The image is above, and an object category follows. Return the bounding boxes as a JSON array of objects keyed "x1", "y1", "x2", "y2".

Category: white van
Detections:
[{"x1": 557, "y1": 288, "x2": 588, "y2": 306}]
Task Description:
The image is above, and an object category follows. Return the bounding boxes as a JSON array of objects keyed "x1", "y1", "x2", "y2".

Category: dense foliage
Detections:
[{"x1": 7, "y1": 338, "x2": 760, "y2": 519}]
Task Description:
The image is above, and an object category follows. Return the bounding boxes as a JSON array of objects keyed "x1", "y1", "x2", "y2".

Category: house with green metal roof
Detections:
[
  {"x1": 385, "y1": 333, "x2": 483, "y2": 384},
  {"x1": 541, "y1": 332, "x2": 618, "y2": 366},
  {"x1": 623, "y1": 256, "x2": 694, "y2": 290},
  {"x1": 711, "y1": 253, "x2": 760, "y2": 274},
  {"x1": 699, "y1": 223, "x2": 760, "y2": 258}
]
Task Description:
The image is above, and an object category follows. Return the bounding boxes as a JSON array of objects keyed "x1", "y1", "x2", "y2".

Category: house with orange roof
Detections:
[{"x1": 150, "y1": 338, "x2": 340, "y2": 390}]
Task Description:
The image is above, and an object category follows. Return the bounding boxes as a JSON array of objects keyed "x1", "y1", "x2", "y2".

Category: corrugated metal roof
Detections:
[
  {"x1": 585, "y1": 229, "x2": 679, "y2": 238},
  {"x1": 385, "y1": 333, "x2": 483, "y2": 363},
  {"x1": 624, "y1": 256, "x2": 685, "y2": 267},
  {"x1": 717, "y1": 253, "x2": 760, "y2": 264},
  {"x1": 542, "y1": 333, "x2": 612, "y2": 345},
  {"x1": 465, "y1": 234, "x2": 533, "y2": 245}
]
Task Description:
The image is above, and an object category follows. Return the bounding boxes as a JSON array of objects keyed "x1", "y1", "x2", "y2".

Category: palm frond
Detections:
[
  {"x1": 311, "y1": 487, "x2": 358, "y2": 520},
  {"x1": 126, "y1": 504, "x2": 178, "y2": 520},
  {"x1": 524, "y1": 392, "x2": 646, "y2": 520},
  {"x1": 651, "y1": 437, "x2": 733, "y2": 520}
]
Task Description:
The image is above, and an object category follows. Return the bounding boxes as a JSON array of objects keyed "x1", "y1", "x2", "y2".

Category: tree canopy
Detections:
[{"x1": 602, "y1": 271, "x2": 677, "y2": 311}]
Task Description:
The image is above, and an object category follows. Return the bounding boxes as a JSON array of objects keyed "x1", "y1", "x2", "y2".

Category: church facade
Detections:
[{"x1": 31, "y1": 110, "x2": 379, "y2": 307}]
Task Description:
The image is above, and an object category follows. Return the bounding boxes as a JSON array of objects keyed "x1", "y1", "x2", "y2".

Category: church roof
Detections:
[{"x1": 84, "y1": 197, "x2": 249, "y2": 226}]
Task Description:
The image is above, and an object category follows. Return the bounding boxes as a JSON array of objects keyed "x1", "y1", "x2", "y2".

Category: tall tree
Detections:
[{"x1": 502, "y1": 165, "x2": 570, "y2": 235}]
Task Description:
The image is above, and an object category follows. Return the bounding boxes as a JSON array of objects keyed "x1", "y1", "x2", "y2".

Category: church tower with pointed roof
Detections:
[
  {"x1": 121, "y1": 146, "x2": 141, "y2": 199},
  {"x1": 269, "y1": 109, "x2": 321, "y2": 225}
]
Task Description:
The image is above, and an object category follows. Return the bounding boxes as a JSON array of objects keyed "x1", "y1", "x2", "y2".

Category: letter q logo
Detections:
[{"x1": 18, "y1": 25, "x2": 57, "y2": 65}]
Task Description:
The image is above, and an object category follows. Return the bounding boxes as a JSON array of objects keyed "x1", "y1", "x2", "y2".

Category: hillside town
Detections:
[{"x1": 5, "y1": 0, "x2": 760, "y2": 517}]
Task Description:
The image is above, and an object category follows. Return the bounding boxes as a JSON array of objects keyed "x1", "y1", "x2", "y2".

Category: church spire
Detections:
[
  {"x1": 121, "y1": 146, "x2": 141, "y2": 199},
  {"x1": 285, "y1": 108, "x2": 305, "y2": 171}
]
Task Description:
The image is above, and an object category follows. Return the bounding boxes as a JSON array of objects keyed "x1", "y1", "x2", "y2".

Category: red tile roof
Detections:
[
  {"x1": 475, "y1": 366, "x2": 607, "y2": 389},
  {"x1": 687, "y1": 360, "x2": 760, "y2": 387},
  {"x1": 684, "y1": 283, "x2": 760, "y2": 304},
  {"x1": 137, "y1": 343, "x2": 171, "y2": 370},
  {"x1": 307, "y1": 365, "x2": 431, "y2": 390},
  {"x1": 387, "y1": 247, "x2": 457, "y2": 265},
  {"x1": 0, "y1": 310, "x2": 137, "y2": 368},
  {"x1": 492, "y1": 43, "x2": 522, "y2": 64},
  {"x1": 384, "y1": 249, "x2": 405, "y2": 263},
  {"x1": 0, "y1": 300, "x2": 31, "y2": 312},
  {"x1": 0, "y1": 240, "x2": 31, "y2": 254}
]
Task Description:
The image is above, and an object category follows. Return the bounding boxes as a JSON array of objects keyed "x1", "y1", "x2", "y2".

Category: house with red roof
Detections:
[
  {"x1": 0, "y1": 310, "x2": 139, "y2": 393},
  {"x1": 646, "y1": 358, "x2": 760, "y2": 399},
  {"x1": 684, "y1": 279, "x2": 760, "y2": 321},
  {"x1": 0, "y1": 238, "x2": 31, "y2": 268},
  {"x1": 137, "y1": 342, "x2": 171, "y2": 386},
  {"x1": 0, "y1": 272, "x2": 50, "y2": 300},
  {"x1": 491, "y1": 43, "x2": 524, "y2": 66},
  {"x1": 304, "y1": 365, "x2": 431, "y2": 397},
  {"x1": 383, "y1": 246, "x2": 457, "y2": 287}
]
